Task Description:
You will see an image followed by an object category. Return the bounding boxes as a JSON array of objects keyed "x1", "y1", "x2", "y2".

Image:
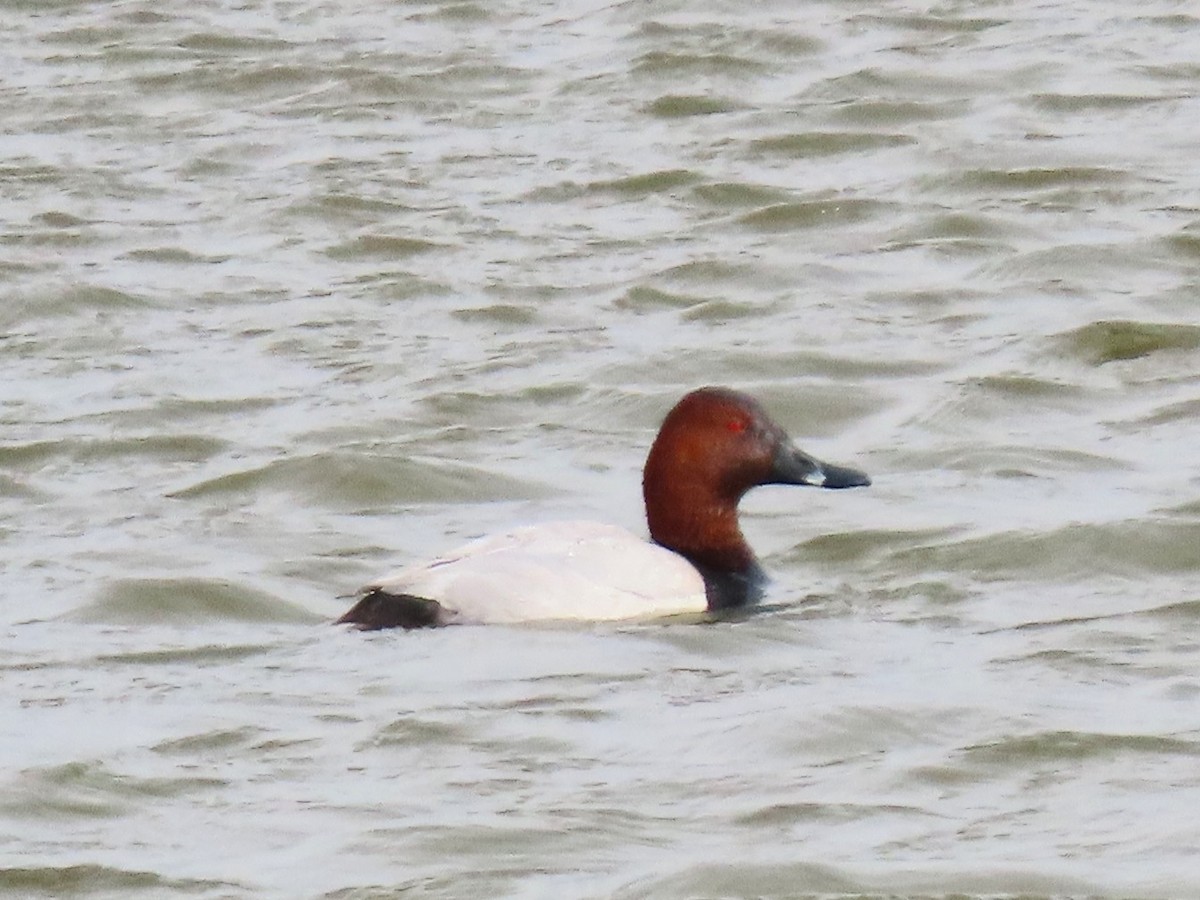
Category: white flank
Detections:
[{"x1": 362, "y1": 521, "x2": 708, "y2": 624}]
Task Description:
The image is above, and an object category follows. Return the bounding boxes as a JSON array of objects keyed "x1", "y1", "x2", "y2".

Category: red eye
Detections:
[{"x1": 726, "y1": 417, "x2": 747, "y2": 434}]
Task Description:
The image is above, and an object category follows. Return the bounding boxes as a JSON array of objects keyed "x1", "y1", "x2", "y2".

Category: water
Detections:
[{"x1": 3, "y1": 0, "x2": 1199, "y2": 897}]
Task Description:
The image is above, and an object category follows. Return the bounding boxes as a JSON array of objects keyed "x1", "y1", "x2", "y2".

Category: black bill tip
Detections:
[{"x1": 812, "y1": 462, "x2": 871, "y2": 489}]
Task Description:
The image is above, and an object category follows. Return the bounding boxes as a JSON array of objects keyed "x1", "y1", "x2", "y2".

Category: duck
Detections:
[{"x1": 336, "y1": 386, "x2": 869, "y2": 630}]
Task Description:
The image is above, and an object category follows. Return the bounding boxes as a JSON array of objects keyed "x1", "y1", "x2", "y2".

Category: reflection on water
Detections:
[{"x1": 3, "y1": 0, "x2": 1199, "y2": 897}]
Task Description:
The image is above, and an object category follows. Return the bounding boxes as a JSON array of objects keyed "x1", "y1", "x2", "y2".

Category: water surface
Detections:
[{"x1": 3, "y1": 1, "x2": 1199, "y2": 897}]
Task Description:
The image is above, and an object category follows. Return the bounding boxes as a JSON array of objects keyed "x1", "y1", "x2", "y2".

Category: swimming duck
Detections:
[{"x1": 337, "y1": 386, "x2": 869, "y2": 629}]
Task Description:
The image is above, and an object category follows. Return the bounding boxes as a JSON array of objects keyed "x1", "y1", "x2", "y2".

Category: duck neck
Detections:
[
  {"x1": 692, "y1": 559, "x2": 767, "y2": 611},
  {"x1": 644, "y1": 490, "x2": 764, "y2": 610}
]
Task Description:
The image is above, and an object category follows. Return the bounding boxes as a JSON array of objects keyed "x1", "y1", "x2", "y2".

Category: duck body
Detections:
[
  {"x1": 337, "y1": 386, "x2": 869, "y2": 630},
  {"x1": 348, "y1": 521, "x2": 709, "y2": 628}
]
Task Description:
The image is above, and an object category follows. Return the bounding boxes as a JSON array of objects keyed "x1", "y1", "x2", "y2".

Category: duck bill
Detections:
[{"x1": 770, "y1": 443, "x2": 871, "y2": 489}]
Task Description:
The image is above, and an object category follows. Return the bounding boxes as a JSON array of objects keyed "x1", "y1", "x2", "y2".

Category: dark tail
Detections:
[{"x1": 336, "y1": 590, "x2": 448, "y2": 630}]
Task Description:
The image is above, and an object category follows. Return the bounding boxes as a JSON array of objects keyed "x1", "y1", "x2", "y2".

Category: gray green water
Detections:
[{"x1": 3, "y1": 1, "x2": 1199, "y2": 897}]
